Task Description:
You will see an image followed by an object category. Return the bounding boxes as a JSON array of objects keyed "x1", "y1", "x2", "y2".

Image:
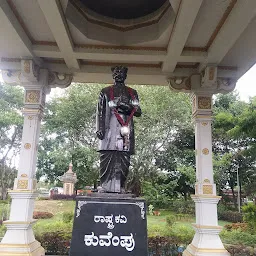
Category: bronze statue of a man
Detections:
[{"x1": 96, "y1": 66, "x2": 141, "y2": 193}]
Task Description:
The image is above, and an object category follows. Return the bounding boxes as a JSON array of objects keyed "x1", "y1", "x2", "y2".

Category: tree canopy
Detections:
[
  {"x1": 0, "y1": 84, "x2": 23, "y2": 199},
  {"x1": 1, "y1": 82, "x2": 255, "y2": 204}
]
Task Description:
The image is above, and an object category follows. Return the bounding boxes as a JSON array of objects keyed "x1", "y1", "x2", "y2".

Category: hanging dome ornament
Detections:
[{"x1": 120, "y1": 126, "x2": 130, "y2": 136}]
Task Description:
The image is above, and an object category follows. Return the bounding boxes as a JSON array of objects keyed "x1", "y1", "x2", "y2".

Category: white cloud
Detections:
[{"x1": 236, "y1": 64, "x2": 256, "y2": 102}]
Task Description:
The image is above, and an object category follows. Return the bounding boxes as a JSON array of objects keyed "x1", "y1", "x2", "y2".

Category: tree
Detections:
[
  {"x1": 212, "y1": 93, "x2": 256, "y2": 208},
  {"x1": 127, "y1": 85, "x2": 192, "y2": 195},
  {"x1": 0, "y1": 84, "x2": 23, "y2": 199},
  {"x1": 37, "y1": 83, "x2": 101, "y2": 188},
  {"x1": 38, "y1": 84, "x2": 193, "y2": 196}
]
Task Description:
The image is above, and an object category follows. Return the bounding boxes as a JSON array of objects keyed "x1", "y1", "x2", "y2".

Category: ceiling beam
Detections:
[
  {"x1": 162, "y1": 0, "x2": 203, "y2": 73},
  {"x1": 169, "y1": 0, "x2": 181, "y2": 14},
  {"x1": 200, "y1": 0, "x2": 256, "y2": 70},
  {"x1": 0, "y1": 1, "x2": 35, "y2": 59},
  {"x1": 37, "y1": 0, "x2": 80, "y2": 69},
  {"x1": 33, "y1": 45, "x2": 206, "y2": 63}
]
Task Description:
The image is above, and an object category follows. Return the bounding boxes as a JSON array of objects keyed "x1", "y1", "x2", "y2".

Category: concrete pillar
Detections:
[
  {"x1": 183, "y1": 93, "x2": 229, "y2": 256},
  {"x1": 0, "y1": 64, "x2": 49, "y2": 256},
  {"x1": 0, "y1": 59, "x2": 73, "y2": 256}
]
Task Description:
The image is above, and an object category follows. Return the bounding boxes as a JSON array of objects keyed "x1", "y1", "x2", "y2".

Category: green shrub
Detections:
[
  {"x1": 171, "y1": 200, "x2": 195, "y2": 215},
  {"x1": 218, "y1": 210, "x2": 243, "y2": 223},
  {"x1": 148, "y1": 204, "x2": 154, "y2": 216},
  {"x1": 224, "y1": 223, "x2": 248, "y2": 232},
  {"x1": 221, "y1": 229, "x2": 256, "y2": 247},
  {"x1": 147, "y1": 224, "x2": 167, "y2": 237},
  {"x1": 148, "y1": 236, "x2": 180, "y2": 255},
  {"x1": 166, "y1": 215, "x2": 176, "y2": 227},
  {"x1": 175, "y1": 213, "x2": 193, "y2": 222},
  {"x1": 62, "y1": 212, "x2": 74, "y2": 223},
  {"x1": 33, "y1": 211, "x2": 53, "y2": 219},
  {"x1": 242, "y1": 203, "x2": 256, "y2": 232},
  {"x1": 164, "y1": 224, "x2": 194, "y2": 245},
  {"x1": 0, "y1": 225, "x2": 6, "y2": 237},
  {"x1": 0, "y1": 203, "x2": 10, "y2": 220},
  {"x1": 225, "y1": 244, "x2": 256, "y2": 256},
  {"x1": 33, "y1": 220, "x2": 72, "y2": 236},
  {"x1": 36, "y1": 231, "x2": 71, "y2": 255}
]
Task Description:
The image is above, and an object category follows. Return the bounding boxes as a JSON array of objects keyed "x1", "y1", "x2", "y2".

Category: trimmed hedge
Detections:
[
  {"x1": 33, "y1": 211, "x2": 53, "y2": 219},
  {"x1": 51, "y1": 194, "x2": 76, "y2": 200},
  {"x1": 36, "y1": 231, "x2": 70, "y2": 255},
  {"x1": 218, "y1": 210, "x2": 243, "y2": 223}
]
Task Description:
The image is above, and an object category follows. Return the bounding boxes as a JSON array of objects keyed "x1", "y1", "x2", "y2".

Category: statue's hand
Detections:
[
  {"x1": 96, "y1": 131, "x2": 104, "y2": 140},
  {"x1": 118, "y1": 101, "x2": 133, "y2": 112}
]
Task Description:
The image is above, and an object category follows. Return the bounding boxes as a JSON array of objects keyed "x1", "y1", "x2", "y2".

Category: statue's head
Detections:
[{"x1": 111, "y1": 66, "x2": 128, "y2": 83}]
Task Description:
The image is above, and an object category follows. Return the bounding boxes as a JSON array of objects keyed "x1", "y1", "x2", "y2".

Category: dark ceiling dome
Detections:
[{"x1": 79, "y1": 0, "x2": 167, "y2": 19}]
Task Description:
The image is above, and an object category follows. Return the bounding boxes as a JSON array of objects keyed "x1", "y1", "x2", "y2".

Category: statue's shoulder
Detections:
[
  {"x1": 101, "y1": 86, "x2": 112, "y2": 94},
  {"x1": 101, "y1": 85, "x2": 111, "y2": 93},
  {"x1": 126, "y1": 86, "x2": 138, "y2": 95}
]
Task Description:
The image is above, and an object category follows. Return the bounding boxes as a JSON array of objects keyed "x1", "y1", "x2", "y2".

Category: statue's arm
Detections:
[
  {"x1": 133, "y1": 90, "x2": 142, "y2": 117},
  {"x1": 96, "y1": 90, "x2": 106, "y2": 140}
]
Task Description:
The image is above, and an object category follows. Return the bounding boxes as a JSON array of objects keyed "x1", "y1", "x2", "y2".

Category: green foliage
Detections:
[
  {"x1": 164, "y1": 224, "x2": 194, "y2": 245},
  {"x1": 0, "y1": 203, "x2": 10, "y2": 220},
  {"x1": 33, "y1": 220, "x2": 73, "y2": 236},
  {"x1": 0, "y1": 84, "x2": 23, "y2": 199},
  {"x1": 224, "y1": 223, "x2": 248, "y2": 232},
  {"x1": 213, "y1": 93, "x2": 256, "y2": 207},
  {"x1": 36, "y1": 231, "x2": 71, "y2": 255},
  {"x1": 147, "y1": 224, "x2": 167, "y2": 237},
  {"x1": 225, "y1": 244, "x2": 256, "y2": 256},
  {"x1": 171, "y1": 200, "x2": 195, "y2": 215},
  {"x1": 33, "y1": 211, "x2": 53, "y2": 219},
  {"x1": 218, "y1": 210, "x2": 243, "y2": 223},
  {"x1": 0, "y1": 225, "x2": 6, "y2": 237},
  {"x1": 166, "y1": 214, "x2": 176, "y2": 227},
  {"x1": 62, "y1": 212, "x2": 74, "y2": 223},
  {"x1": 148, "y1": 204, "x2": 154, "y2": 216},
  {"x1": 37, "y1": 83, "x2": 102, "y2": 187},
  {"x1": 242, "y1": 203, "x2": 256, "y2": 232},
  {"x1": 148, "y1": 237, "x2": 181, "y2": 255},
  {"x1": 142, "y1": 180, "x2": 173, "y2": 209},
  {"x1": 221, "y1": 229, "x2": 256, "y2": 247}
]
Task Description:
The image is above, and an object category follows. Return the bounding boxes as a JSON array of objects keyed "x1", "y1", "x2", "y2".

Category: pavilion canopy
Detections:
[{"x1": 0, "y1": 0, "x2": 256, "y2": 85}]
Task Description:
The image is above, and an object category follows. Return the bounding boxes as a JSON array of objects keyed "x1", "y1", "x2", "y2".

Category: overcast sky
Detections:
[{"x1": 235, "y1": 64, "x2": 256, "y2": 101}]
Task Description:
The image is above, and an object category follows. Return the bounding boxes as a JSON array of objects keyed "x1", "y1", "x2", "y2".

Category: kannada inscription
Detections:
[{"x1": 69, "y1": 197, "x2": 148, "y2": 256}]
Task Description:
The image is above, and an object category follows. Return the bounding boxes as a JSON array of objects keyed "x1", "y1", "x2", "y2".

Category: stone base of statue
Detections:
[{"x1": 69, "y1": 194, "x2": 148, "y2": 256}]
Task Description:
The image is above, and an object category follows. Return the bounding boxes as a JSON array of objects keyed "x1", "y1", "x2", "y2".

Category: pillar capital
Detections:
[
  {"x1": 1, "y1": 58, "x2": 73, "y2": 89},
  {"x1": 168, "y1": 66, "x2": 237, "y2": 95},
  {"x1": 191, "y1": 93, "x2": 213, "y2": 121}
]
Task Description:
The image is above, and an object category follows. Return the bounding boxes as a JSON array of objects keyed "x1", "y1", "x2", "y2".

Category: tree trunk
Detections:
[{"x1": 231, "y1": 186, "x2": 238, "y2": 209}]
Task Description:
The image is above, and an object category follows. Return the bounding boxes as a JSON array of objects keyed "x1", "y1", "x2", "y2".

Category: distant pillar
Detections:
[
  {"x1": 0, "y1": 59, "x2": 73, "y2": 256},
  {"x1": 168, "y1": 67, "x2": 236, "y2": 256},
  {"x1": 60, "y1": 163, "x2": 78, "y2": 195}
]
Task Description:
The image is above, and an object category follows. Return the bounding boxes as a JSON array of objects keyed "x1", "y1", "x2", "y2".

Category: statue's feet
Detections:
[
  {"x1": 97, "y1": 186, "x2": 105, "y2": 193},
  {"x1": 120, "y1": 187, "x2": 127, "y2": 194}
]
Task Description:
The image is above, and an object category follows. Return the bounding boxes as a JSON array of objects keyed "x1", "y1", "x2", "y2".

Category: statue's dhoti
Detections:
[{"x1": 100, "y1": 151, "x2": 130, "y2": 193}]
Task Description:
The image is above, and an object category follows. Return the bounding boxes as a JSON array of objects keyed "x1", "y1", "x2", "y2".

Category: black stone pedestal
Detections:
[{"x1": 69, "y1": 195, "x2": 148, "y2": 256}]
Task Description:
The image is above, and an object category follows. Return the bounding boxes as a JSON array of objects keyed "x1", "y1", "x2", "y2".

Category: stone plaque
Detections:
[{"x1": 69, "y1": 196, "x2": 148, "y2": 256}]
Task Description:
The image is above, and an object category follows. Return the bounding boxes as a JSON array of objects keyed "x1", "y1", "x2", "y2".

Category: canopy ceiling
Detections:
[
  {"x1": 79, "y1": 0, "x2": 167, "y2": 19},
  {"x1": 0, "y1": 0, "x2": 256, "y2": 85}
]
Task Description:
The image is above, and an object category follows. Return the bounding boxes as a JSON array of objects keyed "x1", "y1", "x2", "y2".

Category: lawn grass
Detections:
[
  {"x1": 34, "y1": 200, "x2": 75, "y2": 215},
  {"x1": 147, "y1": 209, "x2": 230, "y2": 228},
  {"x1": 0, "y1": 200, "x2": 232, "y2": 238}
]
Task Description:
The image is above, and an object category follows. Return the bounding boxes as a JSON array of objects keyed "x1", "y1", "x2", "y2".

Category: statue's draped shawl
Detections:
[{"x1": 96, "y1": 86, "x2": 140, "y2": 154}]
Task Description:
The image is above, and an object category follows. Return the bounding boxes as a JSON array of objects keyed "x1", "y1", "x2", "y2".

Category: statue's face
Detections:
[{"x1": 112, "y1": 67, "x2": 127, "y2": 83}]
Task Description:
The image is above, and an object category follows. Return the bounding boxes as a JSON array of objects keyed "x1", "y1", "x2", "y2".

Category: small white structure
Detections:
[{"x1": 59, "y1": 163, "x2": 78, "y2": 195}]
